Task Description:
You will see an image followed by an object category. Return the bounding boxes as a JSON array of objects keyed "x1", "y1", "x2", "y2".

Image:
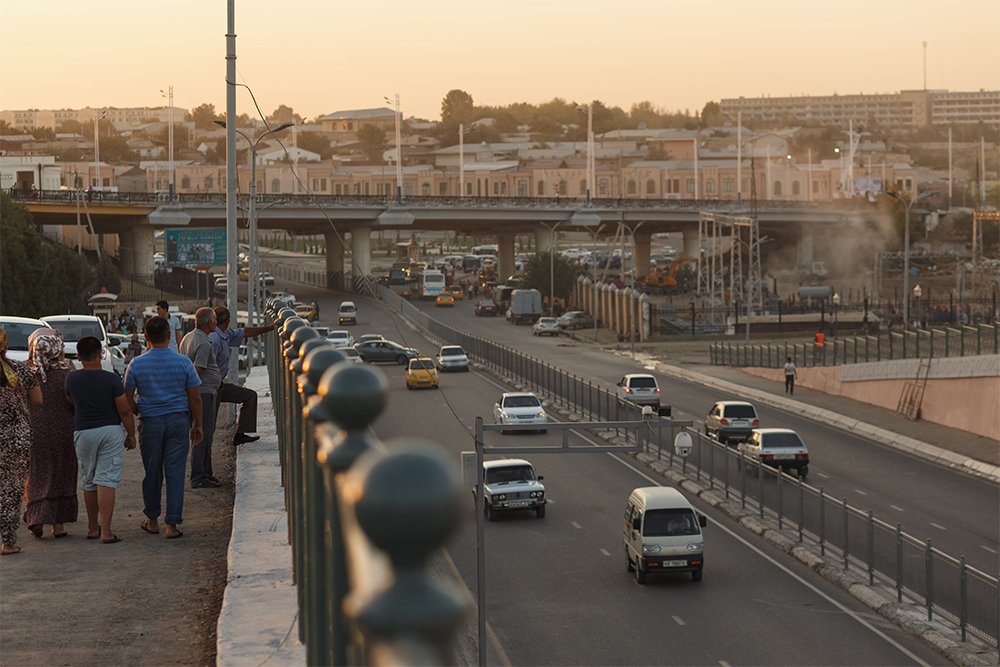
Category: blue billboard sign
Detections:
[{"x1": 164, "y1": 229, "x2": 227, "y2": 267}]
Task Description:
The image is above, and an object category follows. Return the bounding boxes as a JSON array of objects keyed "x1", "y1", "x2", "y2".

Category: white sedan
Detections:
[
  {"x1": 493, "y1": 392, "x2": 548, "y2": 434},
  {"x1": 532, "y1": 317, "x2": 560, "y2": 336},
  {"x1": 327, "y1": 330, "x2": 355, "y2": 348}
]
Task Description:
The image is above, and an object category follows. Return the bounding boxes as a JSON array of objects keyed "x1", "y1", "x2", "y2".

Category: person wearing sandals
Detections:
[
  {"x1": 24, "y1": 329, "x2": 78, "y2": 540},
  {"x1": 64, "y1": 336, "x2": 136, "y2": 544},
  {"x1": 0, "y1": 328, "x2": 43, "y2": 556}
]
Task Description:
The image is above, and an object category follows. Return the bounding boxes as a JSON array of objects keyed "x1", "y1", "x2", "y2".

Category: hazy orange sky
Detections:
[{"x1": 1, "y1": 0, "x2": 997, "y2": 123}]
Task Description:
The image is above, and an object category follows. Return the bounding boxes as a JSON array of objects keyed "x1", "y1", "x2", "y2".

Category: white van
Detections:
[
  {"x1": 338, "y1": 301, "x2": 357, "y2": 325},
  {"x1": 623, "y1": 487, "x2": 706, "y2": 584}
]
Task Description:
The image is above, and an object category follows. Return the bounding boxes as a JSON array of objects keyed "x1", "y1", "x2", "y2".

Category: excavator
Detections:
[{"x1": 643, "y1": 256, "x2": 696, "y2": 295}]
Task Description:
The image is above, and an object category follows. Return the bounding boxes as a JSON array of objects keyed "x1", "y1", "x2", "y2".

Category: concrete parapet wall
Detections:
[{"x1": 741, "y1": 358, "x2": 1000, "y2": 441}]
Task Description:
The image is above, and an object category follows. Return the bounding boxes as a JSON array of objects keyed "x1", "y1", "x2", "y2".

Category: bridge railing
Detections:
[{"x1": 262, "y1": 301, "x2": 468, "y2": 666}]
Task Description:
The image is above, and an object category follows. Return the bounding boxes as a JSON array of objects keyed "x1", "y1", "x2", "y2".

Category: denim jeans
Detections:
[
  {"x1": 138, "y1": 411, "x2": 190, "y2": 525},
  {"x1": 190, "y1": 392, "x2": 216, "y2": 485}
]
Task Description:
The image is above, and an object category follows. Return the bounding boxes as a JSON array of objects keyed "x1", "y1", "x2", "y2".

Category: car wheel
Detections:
[
  {"x1": 486, "y1": 505, "x2": 497, "y2": 522},
  {"x1": 626, "y1": 553, "x2": 635, "y2": 572},
  {"x1": 692, "y1": 569, "x2": 703, "y2": 582},
  {"x1": 396, "y1": 355, "x2": 407, "y2": 365},
  {"x1": 635, "y1": 565, "x2": 647, "y2": 584},
  {"x1": 536, "y1": 505, "x2": 545, "y2": 518},
  {"x1": 406, "y1": 384, "x2": 412, "y2": 390},
  {"x1": 799, "y1": 467, "x2": 808, "y2": 479}
]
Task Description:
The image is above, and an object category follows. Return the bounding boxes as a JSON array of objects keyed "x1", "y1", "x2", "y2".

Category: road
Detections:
[{"x1": 302, "y1": 289, "x2": 950, "y2": 666}]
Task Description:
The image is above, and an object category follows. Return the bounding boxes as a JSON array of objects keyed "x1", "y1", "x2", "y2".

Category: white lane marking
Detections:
[
  {"x1": 815, "y1": 472, "x2": 830, "y2": 479},
  {"x1": 672, "y1": 616, "x2": 686, "y2": 626},
  {"x1": 981, "y1": 545, "x2": 998, "y2": 554},
  {"x1": 854, "y1": 489, "x2": 867, "y2": 496},
  {"x1": 571, "y1": 521, "x2": 582, "y2": 529},
  {"x1": 890, "y1": 505, "x2": 906, "y2": 513},
  {"x1": 600, "y1": 548, "x2": 611, "y2": 556},
  {"x1": 930, "y1": 523, "x2": 947, "y2": 531}
]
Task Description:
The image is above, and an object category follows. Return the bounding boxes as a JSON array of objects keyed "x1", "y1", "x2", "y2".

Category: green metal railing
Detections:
[
  {"x1": 263, "y1": 301, "x2": 468, "y2": 666},
  {"x1": 711, "y1": 323, "x2": 999, "y2": 368}
]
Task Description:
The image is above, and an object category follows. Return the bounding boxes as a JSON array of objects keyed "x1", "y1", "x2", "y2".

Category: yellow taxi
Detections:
[
  {"x1": 449, "y1": 284, "x2": 465, "y2": 300},
  {"x1": 294, "y1": 303, "x2": 317, "y2": 321},
  {"x1": 406, "y1": 356, "x2": 439, "y2": 390},
  {"x1": 436, "y1": 293, "x2": 455, "y2": 307}
]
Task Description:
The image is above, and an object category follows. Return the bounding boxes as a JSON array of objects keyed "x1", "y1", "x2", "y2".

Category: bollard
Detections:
[
  {"x1": 959, "y1": 555, "x2": 967, "y2": 642},
  {"x1": 896, "y1": 523, "x2": 903, "y2": 603},
  {"x1": 819, "y1": 487, "x2": 826, "y2": 556},
  {"x1": 777, "y1": 467, "x2": 783, "y2": 530},
  {"x1": 797, "y1": 476, "x2": 803, "y2": 543},
  {"x1": 843, "y1": 498, "x2": 849, "y2": 570},
  {"x1": 740, "y1": 451, "x2": 746, "y2": 510},
  {"x1": 867, "y1": 510, "x2": 874, "y2": 585},
  {"x1": 758, "y1": 460, "x2": 764, "y2": 521},
  {"x1": 925, "y1": 538, "x2": 933, "y2": 621}
]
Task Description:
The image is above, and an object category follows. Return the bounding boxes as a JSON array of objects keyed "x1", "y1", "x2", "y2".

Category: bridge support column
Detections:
[
  {"x1": 633, "y1": 231, "x2": 652, "y2": 284},
  {"x1": 535, "y1": 226, "x2": 553, "y2": 254},
  {"x1": 799, "y1": 229, "x2": 815, "y2": 266},
  {"x1": 350, "y1": 226, "x2": 372, "y2": 293},
  {"x1": 682, "y1": 231, "x2": 700, "y2": 260},
  {"x1": 324, "y1": 230, "x2": 345, "y2": 291},
  {"x1": 119, "y1": 229, "x2": 135, "y2": 275},
  {"x1": 497, "y1": 232, "x2": 516, "y2": 282},
  {"x1": 119, "y1": 225, "x2": 155, "y2": 277}
]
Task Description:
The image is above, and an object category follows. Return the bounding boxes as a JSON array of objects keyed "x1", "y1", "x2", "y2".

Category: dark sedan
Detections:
[
  {"x1": 475, "y1": 300, "x2": 499, "y2": 316},
  {"x1": 354, "y1": 340, "x2": 419, "y2": 364}
]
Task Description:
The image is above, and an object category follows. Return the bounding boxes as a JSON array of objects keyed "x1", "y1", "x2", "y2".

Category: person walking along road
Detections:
[
  {"x1": 784, "y1": 357, "x2": 798, "y2": 395},
  {"x1": 210, "y1": 306, "x2": 274, "y2": 446},
  {"x1": 24, "y1": 329, "x2": 77, "y2": 539},
  {"x1": 0, "y1": 329, "x2": 43, "y2": 555},
  {"x1": 124, "y1": 316, "x2": 202, "y2": 539},
  {"x1": 155, "y1": 301, "x2": 183, "y2": 353},
  {"x1": 64, "y1": 336, "x2": 136, "y2": 544},
  {"x1": 180, "y1": 308, "x2": 222, "y2": 489}
]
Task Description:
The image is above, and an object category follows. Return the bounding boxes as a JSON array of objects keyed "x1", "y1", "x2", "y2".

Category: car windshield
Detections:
[
  {"x1": 441, "y1": 347, "x2": 465, "y2": 356},
  {"x1": 762, "y1": 433, "x2": 804, "y2": 448},
  {"x1": 329, "y1": 332, "x2": 348, "y2": 339},
  {"x1": 340, "y1": 305, "x2": 355, "y2": 313},
  {"x1": 410, "y1": 359, "x2": 434, "y2": 370},
  {"x1": 343, "y1": 348, "x2": 359, "y2": 357},
  {"x1": 724, "y1": 405, "x2": 757, "y2": 418},
  {"x1": 0, "y1": 322, "x2": 44, "y2": 351},
  {"x1": 565, "y1": 312, "x2": 583, "y2": 318},
  {"x1": 44, "y1": 321, "x2": 105, "y2": 342},
  {"x1": 643, "y1": 508, "x2": 699, "y2": 537},
  {"x1": 503, "y1": 395, "x2": 540, "y2": 408},
  {"x1": 538, "y1": 318, "x2": 557, "y2": 325},
  {"x1": 485, "y1": 465, "x2": 535, "y2": 484},
  {"x1": 628, "y1": 377, "x2": 657, "y2": 388}
]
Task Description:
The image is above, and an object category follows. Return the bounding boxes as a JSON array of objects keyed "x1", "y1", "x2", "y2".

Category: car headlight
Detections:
[
  {"x1": 642, "y1": 544, "x2": 661, "y2": 555},
  {"x1": 496, "y1": 494, "x2": 506, "y2": 501},
  {"x1": 686, "y1": 542, "x2": 703, "y2": 552}
]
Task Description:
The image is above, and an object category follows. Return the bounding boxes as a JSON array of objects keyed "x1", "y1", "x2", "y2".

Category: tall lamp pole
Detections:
[
  {"x1": 93, "y1": 109, "x2": 106, "y2": 193},
  {"x1": 540, "y1": 221, "x2": 565, "y2": 315},
  {"x1": 885, "y1": 189, "x2": 933, "y2": 330},
  {"x1": 160, "y1": 86, "x2": 174, "y2": 202},
  {"x1": 385, "y1": 94, "x2": 403, "y2": 203}
]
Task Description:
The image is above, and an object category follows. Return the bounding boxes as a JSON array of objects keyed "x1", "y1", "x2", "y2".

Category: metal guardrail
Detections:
[
  {"x1": 711, "y1": 323, "x2": 999, "y2": 367},
  {"x1": 371, "y1": 284, "x2": 999, "y2": 652},
  {"x1": 262, "y1": 300, "x2": 468, "y2": 666}
]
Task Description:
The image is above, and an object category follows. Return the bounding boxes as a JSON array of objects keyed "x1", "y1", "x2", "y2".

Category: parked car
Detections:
[
  {"x1": 0, "y1": 317, "x2": 47, "y2": 362},
  {"x1": 738, "y1": 428, "x2": 809, "y2": 478},
  {"x1": 493, "y1": 392, "x2": 547, "y2": 434},
  {"x1": 354, "y1": 339, "x2": 419, "y2": 364},
  {"x1": 436, "y1": 345, "x2": 469, "y2": 372},
  {"x1": 338, "y1": 301, "x2": 357, "y2": 325},
  {"x1": 705, "y1": 401, "x2": 759, "y2": 444},
  {"x1": 40, "y1": 315, "x2": 115, "y2": 374},
  {"x1": 436, "y1": 293, "x2": 455, "y2": 307},
  {"x1": 475, "y1": 301, "x2": 499, "y2": 317},
  {"x1": 406, "y1": 356, "x2": 439, "y2": 390},
  {"x1": 616, "y1": 374, "x2": 661, "y2": 409},
  {"x1": 481, "y1": 459, "x2": 546, "y2": 520},
  {"x1": 532, "y1": 317, "x2": 560, "y2": 337},
  {"x1": 557, "y1": 311, "x2": 595, "y2": 330},
  {"x1": 327, "y1": 330, "x2": 355, "y2": 348}
]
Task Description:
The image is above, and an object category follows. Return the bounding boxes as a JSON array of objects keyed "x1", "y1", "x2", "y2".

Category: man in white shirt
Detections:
[
  {"x1": 784, "y1": 357, "x2": 798, "y2": 395},
  {"x1": 155, "y1": 300, "x2": 182, "y2": 353}
]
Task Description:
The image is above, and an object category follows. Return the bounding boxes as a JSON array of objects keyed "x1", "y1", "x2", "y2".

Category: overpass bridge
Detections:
[{"x1": 14, "y1": 189, "x2": 876, "y2": 288}]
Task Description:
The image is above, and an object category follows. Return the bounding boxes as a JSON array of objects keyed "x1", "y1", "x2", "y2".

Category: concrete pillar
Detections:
[
  {"x1": 497, "y1": 232, "x2": 516, "y2": 281},
  {"x1": 535, "y1": 226, "x2": 553, "y2": 254},
  {"x1": 799, "y1": 229, "x2": 815, "y2": 266},
  {"x1": 350, "y1": 226, "x2": 372, "y2": 288},
  {"x1": 119, "y1": 228, "x2": 135, "y2": 275},
  {"x1": 121, "y1": 225, "x2": 155, "y2": 277},
  {"x1": 324, "y1": 230, "x2": 345, "y2": 291},
  {"x1": 634, "y1": 231, "x2": 652, "y2": 283},
  {"x1": 683, "y1": 231, "x2": 700, "y2": 260}
]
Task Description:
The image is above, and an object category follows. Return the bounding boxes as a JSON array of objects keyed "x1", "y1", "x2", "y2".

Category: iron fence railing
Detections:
[
  {"x1": 710, "y1": 323, "x2": 999, "y2": 367},
  {"x1": 371, "y1": 284, "x2": 999, "y2": 651},
  {"x1": 261, "y1": 301, "x2": 468, "y2": 666}
]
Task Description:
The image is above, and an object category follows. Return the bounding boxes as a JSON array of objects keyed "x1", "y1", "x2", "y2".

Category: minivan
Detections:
[
  {"x1": 617, "y1": 374, "x2": 660, "y2": 409},
  {"x1": 338, "y1": 301, "x2": 357, "y2": 325},
  {"x1": 623, "y1": 487, "x2": 706, "y2": 584},
  {"x1": 705, "y1": 401, "x2": 760, "y2": 444}
]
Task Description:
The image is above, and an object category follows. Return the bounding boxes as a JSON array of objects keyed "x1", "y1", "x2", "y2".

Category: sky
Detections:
[{"x1": 1, "y1": 0, "x2": 998, "y2": 124}]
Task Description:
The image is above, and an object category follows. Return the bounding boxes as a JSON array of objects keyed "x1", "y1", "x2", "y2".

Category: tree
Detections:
[
  {"x1": 294, "y1": 131, "x2": 334, "y2": 160},
  {"x1": 96, "y1": 136, "x2": 137, "y2": 163},
  {"x1": 518, "y1": 252, "x2": 582, "y2": 302},
  {"x1": 268, "y1": 105, "x2": 303, "y2": 125},
  {"x1": 188, "y1": 103, "x2": 222, "y2": 130},
  {"x1": 441, "y1": 89, "x2": 475, "y2": 125},
  {"x1": 153, "y1": 123, "x2": 190, "y2": 147},
  {"x1": 0, "y1": 120, "x2": 25, "y2": 135},
  {"x1": 646, "y1": 145, "x2": 673, "y2": 161},
  {"x1": 0, "y1": 192, "x2": 94, "y2": 317},
  {"x1": 56, "y1": 119, "x2": 84, "y2": 135},
  {"x1": 30, "y1": 126, "x2": 56, "y2": 141},
  {"x1": 358, "y1": 124, "x2": 388, "y2": 162},
  {"x1": 701, "y1": 101, "x2": 726, "y2": 127}
]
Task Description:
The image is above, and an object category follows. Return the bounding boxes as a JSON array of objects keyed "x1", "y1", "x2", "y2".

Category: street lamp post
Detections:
[
  {"x1": 160, "y1": 86, "x2": 174, "y2": 202},
  {"x1": 884, "y1": 189, "x2": 933, "y2": 330},
  {"x1": 93, "y1": 109, "x2": 106, "y2": 194},
  {"x1": 384, "y1": 95, "x2": 403, "y2": 203},
  {"x1": 540, "y1": 221, "x2": 565, "y2": 316},
  {"x1": 215, "y1": 120, "x2": 294, "y2": 330}
]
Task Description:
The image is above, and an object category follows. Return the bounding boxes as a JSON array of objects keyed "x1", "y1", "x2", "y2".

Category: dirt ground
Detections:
[{"x1": 0, "y1": 418, "x2": 237, "y2": 667}]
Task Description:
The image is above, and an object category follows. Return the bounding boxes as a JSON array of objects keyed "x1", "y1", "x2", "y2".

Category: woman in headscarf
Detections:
[
  {"x1": 24, "y1": 329, "x2": 78, "y2": 539},
  {"x1": 0, "y1": 328, "x2": 43, "y2": 555}
]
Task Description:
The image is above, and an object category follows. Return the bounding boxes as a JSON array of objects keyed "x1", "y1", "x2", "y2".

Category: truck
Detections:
[
  {"x1": 506, "y1": 288, "x2": 542, "y2": 325},
  {"x1": 390, "y1": 261, "x2": 411, "y2": 298},
  {"x1": 419, "y1": 269, "x2": 446, "y2": 301}
]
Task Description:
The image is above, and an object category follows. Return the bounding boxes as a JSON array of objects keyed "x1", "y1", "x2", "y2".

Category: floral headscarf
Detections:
[
  {"x1": 28, "y1": 330, "x2": 72, "y2": 384},
  {"x1": 0, "y1": 328, "x2": 17, "y2": 387}
]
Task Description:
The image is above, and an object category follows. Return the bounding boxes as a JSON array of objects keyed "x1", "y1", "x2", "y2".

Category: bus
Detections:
[
  {"x1": 420, "y1": 270, "x2": 446, "y2": 300},
  {"x1": 472, "y1": 244, "x2": 498, "y2": 257}
]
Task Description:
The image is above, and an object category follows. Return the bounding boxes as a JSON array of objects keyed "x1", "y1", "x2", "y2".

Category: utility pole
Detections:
[{"x1": 224, "y1": 0, "x2": 239, "y2": 390}]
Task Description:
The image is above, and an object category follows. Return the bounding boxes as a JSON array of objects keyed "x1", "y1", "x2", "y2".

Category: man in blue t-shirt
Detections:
[
  {"x1": 65, "y1": 336, "x2": 136, "y2": 544},
  {"x1": 124, "y1": 316, "x2": 202, "y2": 539}
]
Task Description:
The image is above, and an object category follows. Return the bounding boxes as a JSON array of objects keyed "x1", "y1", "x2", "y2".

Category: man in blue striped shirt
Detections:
[{"x1": 124, "y1": 316, "x2": 203, "y2": 539}]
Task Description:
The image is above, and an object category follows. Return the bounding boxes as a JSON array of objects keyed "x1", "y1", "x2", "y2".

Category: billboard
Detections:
[{"x1": 165, "y1": 229, "x2": 227, "y2": 267}]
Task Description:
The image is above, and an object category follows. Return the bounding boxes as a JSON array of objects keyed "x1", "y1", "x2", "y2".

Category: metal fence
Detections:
[
  {"x1": 711, "y1": 323, "x2": 999, "y2": 367},
  {"x1": 372, "y1": 284, "x2": 999, "y2": 651},
  {"x1": 261, "y1": 302, "x2": 468, "y2": 666}
]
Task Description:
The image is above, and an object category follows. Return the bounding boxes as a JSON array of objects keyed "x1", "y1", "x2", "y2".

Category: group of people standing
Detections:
[{"x1": 0, "y1": 299, "x2": 272, "y2": 555}]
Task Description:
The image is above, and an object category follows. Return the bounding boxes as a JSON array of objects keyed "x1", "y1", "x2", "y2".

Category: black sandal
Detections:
[{"x1": 28, "y1": 524, "x2": 43, "y2": 539}]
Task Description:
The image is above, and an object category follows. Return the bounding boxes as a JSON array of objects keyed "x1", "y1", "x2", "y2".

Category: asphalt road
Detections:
[{"x1": 309, "y1": 290, "x2": 950, "y2": 666}]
